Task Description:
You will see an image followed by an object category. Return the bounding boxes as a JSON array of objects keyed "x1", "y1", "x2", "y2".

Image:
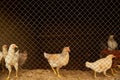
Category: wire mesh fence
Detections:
[{"x1": 0, "y1": 0, "x2": 119, "y2": 70}]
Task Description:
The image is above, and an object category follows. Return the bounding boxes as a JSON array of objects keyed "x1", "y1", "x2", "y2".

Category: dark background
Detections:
[{"x1": 0, "y1": 0, "x2": 119, "y2": 70}]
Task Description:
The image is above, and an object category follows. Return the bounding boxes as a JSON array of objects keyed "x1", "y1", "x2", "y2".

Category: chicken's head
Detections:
[
  {"x1": 63, "y1": 47, "x2": 70, "y2": 52},
  {"x1": 2, "y1": 44, "x2": 7, "y2": 49},
  {"x1": 109, "y1": 35, "x2": 114, "y2": 39},
  {"x1": 10, "y1": 44, "x2": 18, "y2": 49},
  {"x1": 107, "y1": 54, "x2": 116, "y2": 59}
]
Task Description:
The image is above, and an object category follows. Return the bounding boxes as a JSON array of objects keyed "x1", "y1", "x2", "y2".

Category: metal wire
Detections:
[{"x1": 0, "y1": 0, "x2": 119, "y2": 70}]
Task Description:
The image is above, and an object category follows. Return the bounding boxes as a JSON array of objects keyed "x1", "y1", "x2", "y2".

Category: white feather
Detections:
[{"x1": 44, "y1": 52, "x2": 49, "y2": 59}]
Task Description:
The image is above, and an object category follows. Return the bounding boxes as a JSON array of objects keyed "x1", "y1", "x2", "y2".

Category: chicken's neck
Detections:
[
  {"x1": 8, "y1": 48, "x2": 15, "y2": 55},
  {"x1": 2, "y1": 49, "x2": 8, "y2": 55},
  {"x1": 61, "y1": 51, "x2": 69, "y2": 56},
  {"x1": 109, "y1": 38, "x2": 114, "y2": 41}
]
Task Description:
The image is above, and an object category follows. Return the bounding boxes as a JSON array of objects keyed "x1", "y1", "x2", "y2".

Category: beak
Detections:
[
  {"x1": 16, "y1": 46, "x2": 18, "y2": 48},
  {"x1": 68, "y1": 49, "x2": 70, "y2": 52}
]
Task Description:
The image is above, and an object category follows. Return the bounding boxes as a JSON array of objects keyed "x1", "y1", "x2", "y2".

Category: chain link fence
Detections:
[{"x1": 0, "y1": 0, "x2": 119, "y2": 70}]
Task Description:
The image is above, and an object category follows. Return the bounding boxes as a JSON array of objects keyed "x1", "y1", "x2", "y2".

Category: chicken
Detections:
[
  {"x1": 19, "y1": 50, "x2": 28, "y2": 68},
  {"x1": 5, "y1": 44, "x2": 19, "y2": 80},
  {"x1": 44, "y1": 47, "x2": 70, "y2": 77},
  {"x1": 1, "y1": 45, "x2": 8, "y2": 72},
  {"x1": 107, "y1": 35, "x2": 118, "y2": 50},
  {"x1": 85, "y1": 54, "x2": 115, "y2": 78},
  {"x1": 2, "y1": 45, "x2": 8, "y2": 58},
  {"x1": 101, "y1": 49, "x2": 120, "y2": 75}
]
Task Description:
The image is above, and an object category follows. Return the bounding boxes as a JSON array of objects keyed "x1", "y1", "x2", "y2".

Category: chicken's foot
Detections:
[
  {"x1": 6, "y1": 71, "x2": 11, "y2": 80},
  {"x1": 15, "y1": 69, "x2": 18, "y2": 78},
  {"x1": 94, "y1": 71, "x2": 97, "y2": 78},
  {"x1": 56, "y1": 67, "x2": 61, "y2": 78}
]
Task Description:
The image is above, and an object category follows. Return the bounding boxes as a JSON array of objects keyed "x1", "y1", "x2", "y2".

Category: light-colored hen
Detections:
[
  {"x1": 5, "y1": 44, "x2": 19, "y2": 80},
  {"x1": 1, "y1": 44, "x2": 27, "y2": 72},
  {"x1": 44, "y1": 47, "x2": 70, "y2": 77},
  {"x1": 85, "y1": 54, "x2": 115, "y2": 78},
  {"x1": 101, "y1": 49, "x2": 120, "y2": 75},
  {"x1": 2, "y1": 45, "x2": 8, "y2": 59},
  {"x1": 19, "y1": 50, "x2": 28, "y2": 68},
  {"x1": 107, "y1": 35, "x2": 118, "y2": 50},
  {"x1": 1, "y1": 45, "x2": 8, "y2": 72}
]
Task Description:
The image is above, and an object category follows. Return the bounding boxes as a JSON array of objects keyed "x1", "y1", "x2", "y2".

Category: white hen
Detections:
[
  {"x1": 1, "y1": 45, "x2": 8, "y2": 72},
  {"x1": 5, "y1": 44, "x2": 19, "y2": 80},
  {"x1": 85, "y1": 54, "x2": 115, "y2": 78},
  {"x1": 107, "y1": 35, "x2": 118, "y2": 50}
]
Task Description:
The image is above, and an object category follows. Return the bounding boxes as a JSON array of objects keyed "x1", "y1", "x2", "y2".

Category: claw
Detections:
[
  {"x1": 56, "y1": 67, "x2": 61, "y2": 78},
  {"x1": 57, "y1": 74, "x2": 61, "y2": 78}
]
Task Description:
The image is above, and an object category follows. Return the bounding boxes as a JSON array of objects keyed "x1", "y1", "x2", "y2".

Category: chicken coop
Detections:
[{"x1": 0, "y1": 0, "x2": 120, "y2": 80}]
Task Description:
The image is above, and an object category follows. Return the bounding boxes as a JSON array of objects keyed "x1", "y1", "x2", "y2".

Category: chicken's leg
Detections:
[
  {"x1": 56, "y1": 67, "x2": 61, "y2": 78},
  {"x1": 111, "y1": 68, "x2": 115, "y2": 76},
  {"x1": 113, "y1": 68, "x2": 118, "y2": 73},
  {"x1": 14, "y1": 63, "x2": 18, "y2": 78},
  {"x1": 2, "y1": 59, "x2": 5, "y2": 72},
  {"x1": 94, "y1": 71, "x2": 97, "y2": 78},
  {"x1": 6, "y1": 64, "x2": 12, "y2": 80},
  {"x1": 103, "y1": 71, "x2": 110, "y2": 77},
  {"x1": 51, "y1": 66, "x2": 57, "y2": 74}
]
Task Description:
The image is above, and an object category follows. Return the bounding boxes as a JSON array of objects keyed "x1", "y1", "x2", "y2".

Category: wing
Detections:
[{"x1": 15, "y1": 50, "x2": 19, "y2": 58}]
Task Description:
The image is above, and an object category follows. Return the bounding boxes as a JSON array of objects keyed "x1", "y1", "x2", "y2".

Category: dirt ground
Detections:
[{"x1": 0, "y1": 69, "x2": 120, "y2": 80}]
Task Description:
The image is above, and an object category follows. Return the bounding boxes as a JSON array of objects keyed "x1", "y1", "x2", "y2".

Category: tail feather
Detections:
[
  {"x1": 44, "y1": 52, "x2": 49, "y2": 59},
  {"x1": 15, "y1": 50, "x2": 19, "y2": 54},
  {"x1": 85, "y1": 61, "x2": 91, "y2": 68}
]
